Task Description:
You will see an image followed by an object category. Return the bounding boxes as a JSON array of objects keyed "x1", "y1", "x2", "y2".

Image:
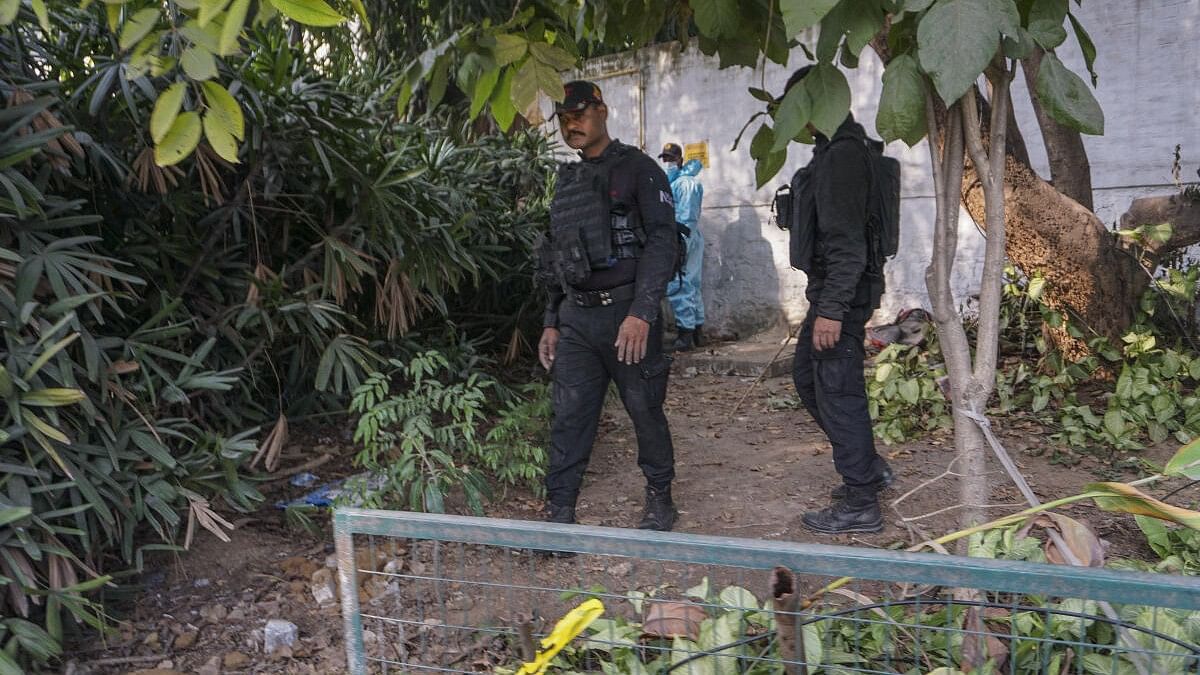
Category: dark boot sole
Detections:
[{"x1": 800, "y1": 515, "x2": 884, "y2": 534}]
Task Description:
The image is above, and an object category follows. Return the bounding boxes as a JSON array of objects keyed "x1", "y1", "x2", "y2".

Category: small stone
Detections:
[
  {"x1": 263, "y1": 619, "x2": 298, "y2": 654},
  {"x1": 270, "y1": 645, "x2": 293, "y2": 660},
  {"x1": 155, "y1": 660, "x2": 174, "y2": 669},
  {"x1": 382, "y1": 558, "x2": 403, "y2": 575},
  {"x1": 224, "y1": 651, "x2": 250, "y2": 669},
  {"x1": 142, "y1": 631, "x2": 160, "y2": 648},
  {"x1": 684, "y1": 366, "x2": 699, "y2": 378},
  {"x1": 310, "y1": 568, "x2": 338, "y2": 606},
  {"x1": 200, "y1": 604, "x2": 228, "y2": 624},
  {"x1": 607, "y1": 562, "x2": 633, "y2": 577},
  {"x1": 363, "y1": 630, "x2": 378, "y2": 646},
  {"x1": 325, "y1": 554, "x2": 338, "y2": 569},
  {"x1": 197, "y1": 655, "x2": 221, "y2": 675},
  {"x1": 173, "y1": 630, "x2": 198, "y2": 649},
  {"x1": 193, "y1": 578, "x2": 211, "y2": 588},
  {"x1": 227, "y1": 607, "x2": 246, "y2": 622}
]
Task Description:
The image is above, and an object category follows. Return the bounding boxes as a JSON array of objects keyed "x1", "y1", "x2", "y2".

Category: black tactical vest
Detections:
[{"x1": 543, "y1": 144, "x2": 641, "y2": 286}]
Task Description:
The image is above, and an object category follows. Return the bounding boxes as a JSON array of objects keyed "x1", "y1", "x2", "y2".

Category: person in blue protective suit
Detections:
[{"x1": 659, "y1": 143, "x2": 705, "y2": 352}]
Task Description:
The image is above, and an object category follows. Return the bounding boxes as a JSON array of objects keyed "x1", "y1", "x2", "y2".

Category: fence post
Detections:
[{"x1": 334, "y1": 511, "x2": 367, "y2": 675}]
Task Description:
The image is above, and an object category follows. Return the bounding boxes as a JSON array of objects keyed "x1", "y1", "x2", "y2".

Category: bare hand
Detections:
[
  {"x1": 539, "y1": 327, "x2": 561, "y2": 370},
  {"x1": 812, "y1": 317, "x2": 842, "y2": 351},
  {"x1": 614, "y1": 316, "x2": 650, "y2": 364}
]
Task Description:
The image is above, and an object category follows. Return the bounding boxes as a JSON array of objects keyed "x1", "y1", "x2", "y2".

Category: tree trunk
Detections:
[{"x1": 1020, "y1": 48, "x2": 1095, "y2": 211}]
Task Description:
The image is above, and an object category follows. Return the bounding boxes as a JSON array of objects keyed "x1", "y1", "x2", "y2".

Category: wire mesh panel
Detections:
[{"x1": 334, "y1": 509, "x2": 1200, "y2": 674}]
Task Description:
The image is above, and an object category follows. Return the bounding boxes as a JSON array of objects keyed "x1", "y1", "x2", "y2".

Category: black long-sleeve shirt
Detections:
[
  {"x1": 804, "y1": 117, "x2": 881, "y2": 321},
  {"x1": 543, "y1": 140, "x2": 678, "y2": 327}
]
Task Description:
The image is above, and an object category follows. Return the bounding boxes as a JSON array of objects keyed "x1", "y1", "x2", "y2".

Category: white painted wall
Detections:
[{"x1": 542, "y1": 0, "x2": 1200, "y2": 336}]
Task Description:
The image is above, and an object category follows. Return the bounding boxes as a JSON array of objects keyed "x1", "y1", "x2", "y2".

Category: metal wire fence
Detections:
[{"x1": 333, "y1": 508, "x2": 1200, "y2": 674}]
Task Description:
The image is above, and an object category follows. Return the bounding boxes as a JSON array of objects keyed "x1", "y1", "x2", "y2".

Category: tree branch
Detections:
[
  {"x1": 1021, "y1": 48, "x2": 1095, "y2": 210},
  {"x1": 1120, "y1": 192, "x2": 1200, "y2": 257},
  {"x1": 971, "y1": 68, "x2": 1011, "y2": 388}
]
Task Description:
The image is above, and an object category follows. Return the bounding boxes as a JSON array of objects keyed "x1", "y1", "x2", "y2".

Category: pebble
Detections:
[
  {"x1": 173, "y1": 629, "x2": 198, "y2": 649},
  {"x1": 224, "y1": 651, "x2": 250, "y2": 669},
  {"x1": 193, "y1": 578, "x2": 211, "y2": 588},
  {"x1": 198, "y1": 656, "x2": 221, "y2": 675},
  {"x1": 264, "y1": 619, "x2": 299, "y2": 654}
]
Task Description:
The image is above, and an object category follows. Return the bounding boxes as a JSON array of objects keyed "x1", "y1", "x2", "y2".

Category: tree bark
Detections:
[
  {"x1": 1020, "y1": 48, "x2": 1095, "y2": 211},
  {"x1": 1120, "y1": 192, "x2": 1200, "y2": 256}
]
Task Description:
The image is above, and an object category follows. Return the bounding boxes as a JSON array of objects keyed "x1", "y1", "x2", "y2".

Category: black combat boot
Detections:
[
  {"x1": 801, "y1": 487, "x2": 883, "y2": 534},
  {"x1": 693, "y1": 325, "x2": 704, "y2": 348},
  {"x1": 536, "y1": 502, "x2": 577, "y2": 557},
  {"x1": 638, "y1": 486, "x2": 678, "y2": 531},
  {"x1": 670, "y1": 328, "x2": 695, "y2": 352},
  {"x1": 830, "y1": 464, "x2": 895, "y2": 501}
]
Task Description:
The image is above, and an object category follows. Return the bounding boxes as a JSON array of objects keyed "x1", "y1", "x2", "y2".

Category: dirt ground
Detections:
[{"x1": 64, "y1": 354, "x2": 1187, "y2": 674}]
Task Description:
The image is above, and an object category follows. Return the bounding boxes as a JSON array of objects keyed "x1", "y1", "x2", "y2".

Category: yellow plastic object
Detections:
[{"x1": 516, "y1": 598, "x2": 605, "y2": 674}]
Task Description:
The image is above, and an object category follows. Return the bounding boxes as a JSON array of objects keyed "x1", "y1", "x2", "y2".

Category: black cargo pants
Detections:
[
  {"x1": 545, "y1": 299, "x2": 675, "y2": 508},
  {"x1": 792, "y1": 305, "x2": 888, "y2": 489}
]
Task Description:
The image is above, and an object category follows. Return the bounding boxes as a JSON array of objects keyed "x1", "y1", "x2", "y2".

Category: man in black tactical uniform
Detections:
[
  {"x1": 781, "y1": 67, "x2": 894, "y2": 535},
  {"x1": 536, "y1": 81, "x2": 680, "y2": 532}
]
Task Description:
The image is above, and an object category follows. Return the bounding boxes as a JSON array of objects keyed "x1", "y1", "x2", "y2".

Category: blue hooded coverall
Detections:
[{"x1": 665, "y1": 159, "x2": 705, "y2": 331}]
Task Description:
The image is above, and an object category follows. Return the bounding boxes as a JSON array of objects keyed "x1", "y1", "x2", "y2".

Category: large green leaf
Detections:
[
  {"x1": 31, "y1": 0, "x2": 50, "y2": 31},
  {"x1": 203, "y1": 112, "x2": 239, "y2": 163},
  {"x1": 876, "y1": 53, "x2": 928, "y2": 146},
  {"x1": 0, "y1": 0, "x2": 18, "y2": 26},
  {"x1": 154, "y1": 111, "x2": 202, "y2": 167},
  {"x1": 267, "y1": 0, "x2": 345, "y2": 27},
  {"x1": 470, "y1": 67, "x2": 500, "y2": 120},
  {"x1": 804, "y1": 64, "x2": 851, "y2": 137},
  {"x1": 150, "y1": 82, "x2": 187, "y2": 144},
  {"x1": 771, "y1": 83, "x2": 812, "y2": 152},
  {"x1": 918, "y1": 0, "x2": 1002, "y2": 103},
  {"x1": 755, "y1": 147, "x2": 787, "y2": 189},
  {"x1": 1068, "y1": 12, "x2": 1098, "y2": 86},
  {"x1": 816, "y1": 0, "x2": 885, "y2": 61},
  {"x1": 780, "y1": 0, "x2": 839, "y2": 37},
  {"x1": 529, "y1": 42, "x2": 577, "y2": 71},
  {"x1": 509, "y1": 59, "x2": 539, "y2": 115},
  {"x1": 201, "y1": 81, "x2": 244, "y2": 140},
  {"x1": 489, "y1": 67, "x2": 517, "y2": 131},
  {"x1": 198, "y1": 0, "x2": 233, "y2": 27},
  {"x1": 493, "y1": 34, "x2": 528, "y2": 67},
  {"x1": 1164, "y1": 436, "x2": 1200, "y2": 480},
  {"x1": 1027, "y1": 0, "x2": 1068, "y2": 49},
  {"x1": 118, "y1": 8, "x2": 160, "y2": 51},
  {"x1": 990, "y1": 0, "x2": 1021, "y2": 38},
  {"x1": 219, "y1": 0, "x2": 251, "y2": 55},
  {"x1": 181, "y1": 46, "x2": 218, "y2": 81},
  {"x1": 1035, "y1": 52, "x2": 1104, "y2": 135},
  {"x1": 691, "y1": 0, "x2": 740, "y2": 38}
]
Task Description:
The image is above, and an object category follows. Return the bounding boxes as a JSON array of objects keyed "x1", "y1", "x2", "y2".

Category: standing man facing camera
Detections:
[
  {"x1": 659, "y1": 142, "x2": 706, "y2": 352},
  {"x1": 535, "y1": 81, "x2": 681, "y2": 532}
]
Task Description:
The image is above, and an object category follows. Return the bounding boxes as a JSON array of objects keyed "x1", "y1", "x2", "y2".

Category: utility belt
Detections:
[{"x1": 570, "y1": 282, "x2": 636, "y2": 308}]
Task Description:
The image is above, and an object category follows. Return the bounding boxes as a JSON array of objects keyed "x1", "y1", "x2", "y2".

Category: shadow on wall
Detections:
[{"x1": 707, "y1": 204, "x2": 784, "y2": 338}]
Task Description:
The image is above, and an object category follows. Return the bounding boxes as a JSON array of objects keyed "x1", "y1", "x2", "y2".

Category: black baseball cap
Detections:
[
  {"x1": 553, "y1": 80, "x2": 604, "y2": 116},
  {"x1": 658, "y1": 143, "x2": 683, "y2": 161}
]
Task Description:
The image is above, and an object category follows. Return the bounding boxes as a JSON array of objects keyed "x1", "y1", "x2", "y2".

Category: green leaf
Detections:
[
  {"x1": 268, "y1": 0, "x2": 345, "y2": 27},
  {"x1": 781, "y1": 0, "x2": 840, "y2": 37},
  {"x1": 31, "y1": 0, "x2": 50, "y2": 31},
  {"x1": 181, "y1": 46, "x2": 218, "y2": 81},
  {"x1": 817, "y1": 0, "x2": 885, "y2": 60},
  {"x1": 199, "y1": 0, "x2": 232, "y2": 27},
  {"x1": 771, "y1": 82, "x2": 811, "y2": 152},
  {"x1": 1035, "y1": 52, "x2": 1104, "y2": 135},
  {"x1": 219, "y1": 0, "x2": 252, "y2": 55},
  {"x1": 1003, "y1": 26, "x2": 1036, "y2": 59},
  {"x1": 876, "y1": 53, "x2": 928, "y2": 146},
  {"x1": 755, "y1": 147, "x2": 787, "y2": 188},
  {"x1": 1088, "y1": 482, "x2": 1200, "y2": 530},
  {"x1": 903, "y1": 0, "x2": 935, "y2": 11},
  {"x1": 427, "y1": 56, "x2": 449, "y2": 109},
  {"x1": 0, "y1": 0, "x2": 18, "y2": 26},
  {"x1": 119, "y1": 8, "x2": 160, "y2": 51},
  {"x1": 990, "y1": 0, "x2": 1021, "y2": 38},
  {"x1": 1164, "y1": 436, "x2": 1200, "y2": 480},
  {"x1": 1103, "y1": 409, "x2": 1125, "y2": 438},
  {"x1": 180, "y1": 20, "x2": 222, "y2": 52},
  {"x1": 201, "y1": 81, "x2": 244, "y2": 140},
  {"x1": 154, "y1": 111, "x2": 202, "y2": 167},
  {"x1": 1068, "y1": 12, "x2": 1098, "y2": 86},
  {"x1": 203, "y1": 112, "x2": 239, "y2": 163},
  {"x1": 20, "y1": 388, "x2": 86, "y2": 407},
  {"x1": 489, "y1": 67, "x2": 517, "y2": 131},
  {"x1": 749, "y1": 123, "x2": 775, "y2": 160},
  {"x1": 151, "y1": 82, "x2": 187, "y2": 144},
  {"x1": 470, "y1": 67, "x2": 500, "y2": 120},
  {"x1": 510, "y1": 58, "x2": 539, "y2": 115},
  {"x1": 691, "y1": 0, "x2": 740, "y2": 38},
  {"x1": 804, "y1": 64, "x2": 851, "y2": 137},
  {"x1": 918, "y1": 0, "x2": 1002, "y2": 103},
  {"x1": 533, "y1": 59, "x2": 564, "y2": 103},
  {"x1": 1027, "y1": 0, "x2": 1068, "y2": 49},
  {"x1": 898, "y1": 378, "x2": 920, "y2": 404},
  {"x1": 493, "y1": 34, "x2": 528, "y2": 67},
  {"x1": 0, "y1": 506, "x2": 31, "y2": 528},
  {"x1": 529, "y1": 42, "x2": 577, "y2": 71},
  {"x1": 349, "y1": 0, "x2": 368, "y2": 29}
]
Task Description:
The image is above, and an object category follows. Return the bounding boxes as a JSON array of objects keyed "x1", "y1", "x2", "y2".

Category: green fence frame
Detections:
[{"x1": 334, "y1": 508, "x2": 1200, "y2": 674}]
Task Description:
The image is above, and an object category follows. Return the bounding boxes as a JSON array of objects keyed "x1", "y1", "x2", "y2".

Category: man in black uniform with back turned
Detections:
[
  {"x1": 536, "y1": 81, "x2": 680, "y2": 531},
  {"x1": 781, "y1": 66, "x2": 893, "y2": 535}
]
